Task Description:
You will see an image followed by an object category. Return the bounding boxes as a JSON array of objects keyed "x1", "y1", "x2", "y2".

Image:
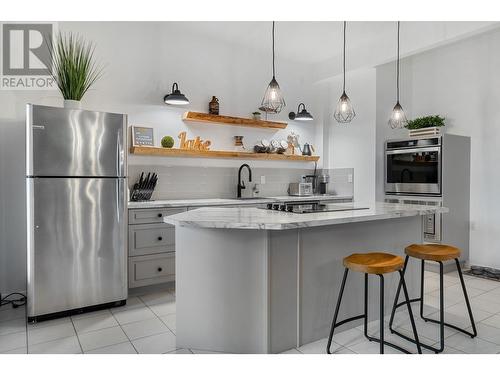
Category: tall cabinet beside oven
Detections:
[{"x1": 384, "y1": 134, "x2": 471, "y2": 270}]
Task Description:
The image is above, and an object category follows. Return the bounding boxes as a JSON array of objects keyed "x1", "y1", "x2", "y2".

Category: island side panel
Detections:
[
  {"x1": 268, "y1": 229, "x2": 299, "y2": 353},
  {"x1": 175, "y1": 226, "x2": 269, "y2": 353},
  {"x1": 298, "y1": 216, "x2": 422, "y2": 346}
]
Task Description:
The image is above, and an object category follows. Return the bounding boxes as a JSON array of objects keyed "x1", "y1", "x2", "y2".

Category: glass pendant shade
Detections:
[
  {"x1": 260, "y1": 22, "x2": 285, "y2": 114},
  {"x1": 164, "y1": 82, "x2": 189, "y2": 105},
  {"x1": 334, "y1": 91, "x2": 356, "y2": 123},
  {"x1": 334, "y1": 21, "x2": 355, "y2": 124},
  {"x1": 388, "y1": 22, "x2": 407, "y2": 129},
  {"x1": 261, "y1": 76, "x2": 286, "y2": 114},
  {"x1": 388, "y1": 101, "x2": 408, "y2": 129}
]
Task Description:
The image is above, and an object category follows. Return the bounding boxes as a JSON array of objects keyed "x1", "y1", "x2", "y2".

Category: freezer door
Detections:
[
  {"x1": 27, "y1": 177, "x2": 127, "y2": 318},
  {"x1": 27, "y1": 104, "x2": 126, "y2": 177}
]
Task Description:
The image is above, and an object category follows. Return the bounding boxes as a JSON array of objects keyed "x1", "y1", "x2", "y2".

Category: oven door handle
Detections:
[{"x1": 386, "y1": 147, "x2": 441, "y2": 155}]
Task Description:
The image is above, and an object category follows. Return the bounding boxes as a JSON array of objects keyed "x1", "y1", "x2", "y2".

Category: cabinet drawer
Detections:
[
  {"x1": 128, "y1": 207, "x2": 186, "y2": 224},
  {"x1": 128, "y1": 253, "x2": 175, "y2": 288},
  {"x1": 128, "y1": 223, "x2": 175, "y2": 256}
]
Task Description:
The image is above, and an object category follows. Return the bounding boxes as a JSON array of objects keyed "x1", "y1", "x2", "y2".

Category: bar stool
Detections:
[
  {"x1": 389, "y1": 244, "x2": 477, "y2": 353},
  {"x1": 326, "y1": 252, "x2": 422, "y2": 354}
]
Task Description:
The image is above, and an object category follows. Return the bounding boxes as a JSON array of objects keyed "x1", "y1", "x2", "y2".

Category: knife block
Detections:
[{"x1": 130, "y1": 172, "x2": 158, "y2": 201}]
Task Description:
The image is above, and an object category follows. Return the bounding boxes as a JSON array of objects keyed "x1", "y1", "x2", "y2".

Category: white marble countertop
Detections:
[
  {"x1": 127, "y1": 194, "x2": 353, "y2": 209},
  {"x1": 164, "y1": 202, "x2": 448, "y2": 230}
]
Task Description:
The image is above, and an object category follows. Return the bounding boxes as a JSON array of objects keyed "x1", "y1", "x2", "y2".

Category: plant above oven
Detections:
[{"x1": 405, "y1": 115, "x2": 445, "y2": 130}]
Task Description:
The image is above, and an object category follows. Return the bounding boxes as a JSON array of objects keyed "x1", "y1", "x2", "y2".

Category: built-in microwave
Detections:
[{"x1": 385, "y1": 137, "x2": 442, "y2": 195}]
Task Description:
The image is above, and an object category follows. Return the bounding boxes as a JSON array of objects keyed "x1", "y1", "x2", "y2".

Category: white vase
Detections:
[{"x1": 63, "y1": 100, "x2": 81, "y2": 109}]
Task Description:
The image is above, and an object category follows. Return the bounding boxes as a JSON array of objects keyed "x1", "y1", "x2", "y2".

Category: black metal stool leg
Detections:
[
  {"x1": 327, "y1": 268, "x2": 349, "y2": 354},
  {"x1": 379, "y1": 274, "x2": 384, "y2": 354},
  {"x1": 438, "y1": 261, "x2": 445, "y2": 352},
  {"x1": 399, "y1": 270, "x2": 422, "y2": 354},
  {"x1": 419, "y1": 259, "x2": 425, "y2": 320},
  {"x1": 389, "y1": 256, "x2": 409, "y2": 329},
  {"x1": 329, "y1": 266, "x2": 419, "y2": 354},
  {"x1": 455, "y1": 258, "x2": 477, "y2": 338},
  {"x1": 364, "y1": 273, "x2": 368, "y2": 339},
  {"x1": 419, "y1": 259, "x2": 477, "y2": 341}
]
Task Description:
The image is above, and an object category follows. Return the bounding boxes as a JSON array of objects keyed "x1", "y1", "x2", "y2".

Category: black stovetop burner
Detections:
[{"x1": 264, "y1": 202, "x2": 369, "y2": 214}]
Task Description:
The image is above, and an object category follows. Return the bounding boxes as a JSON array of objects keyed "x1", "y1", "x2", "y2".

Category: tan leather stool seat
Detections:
[
  {"x1": 405, "y1": 244, "x2": 461, "y2": 262},
  {"x1": 343, "y1": 252, "x2": 405, "y2": 274}
]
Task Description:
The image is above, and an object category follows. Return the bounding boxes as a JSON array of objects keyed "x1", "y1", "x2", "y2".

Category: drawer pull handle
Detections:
[
  {"x1": 157, "y1": 267, "x2": 163, "y2": 272},
  {"x1": 158, "y1": 236, "x2": 163, "y2": 241},
  {"x1": 157, "y1": 213, "x2": 163, "y2": 218}
]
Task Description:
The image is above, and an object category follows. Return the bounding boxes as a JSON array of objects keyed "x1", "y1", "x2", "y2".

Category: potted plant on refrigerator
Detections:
[{"x1": 47, "y1": 32, "x2": 103, "y2": 109}]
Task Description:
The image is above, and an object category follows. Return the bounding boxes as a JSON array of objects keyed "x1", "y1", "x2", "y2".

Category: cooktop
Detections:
[{"x1": 263, "y1": 202, "x2": 369, "y2": 214}]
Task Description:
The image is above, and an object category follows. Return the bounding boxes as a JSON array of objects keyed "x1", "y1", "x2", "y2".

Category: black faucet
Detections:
[{"x1": 237, "y1": 163, "x2": 252, "y2": 198}]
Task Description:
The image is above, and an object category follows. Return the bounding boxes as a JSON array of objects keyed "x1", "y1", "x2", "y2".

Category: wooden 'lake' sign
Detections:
[{"x1": 178, "y1": 131, "x2": 211, "y2": 151}]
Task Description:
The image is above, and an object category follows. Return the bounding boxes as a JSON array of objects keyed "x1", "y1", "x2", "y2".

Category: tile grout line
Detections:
[
  {"x1": 137, "y1": 293, "x2": 177, "y2": 336},
  {"x1": 69, "y1": 318, "x2": 84, "y2": 354},
  {"x1": 114, "y1": 324, "x2": 138, "y2": 354}
]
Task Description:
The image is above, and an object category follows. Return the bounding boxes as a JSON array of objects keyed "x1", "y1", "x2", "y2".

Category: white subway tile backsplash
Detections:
[{"x1": 128, "y1": 165, "x2": 354, "y2": 200}]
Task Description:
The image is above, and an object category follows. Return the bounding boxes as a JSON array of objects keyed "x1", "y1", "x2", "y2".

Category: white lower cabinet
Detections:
[
  {"x1": 128, "y1": 252, "x2": 176, "y2": 288},
  {"x1": 127, "y1": 207, "x2": 186, "y2": 289}
]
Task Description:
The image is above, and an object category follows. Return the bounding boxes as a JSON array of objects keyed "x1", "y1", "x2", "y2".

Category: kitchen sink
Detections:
[{"x1": 236, "y1": 197, "x2": 270, "y2": 200}]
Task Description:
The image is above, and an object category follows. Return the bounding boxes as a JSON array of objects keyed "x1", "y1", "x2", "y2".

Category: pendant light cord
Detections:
[
  {"x1": 272, "y1": 21, "x2": 276, "y2": 78},
  {"x1": 396, "y1": 21, "x2": 400, "y2": 103},
  {"x1": 343, "y1": 21, "x2": 346, "y2": 93}
]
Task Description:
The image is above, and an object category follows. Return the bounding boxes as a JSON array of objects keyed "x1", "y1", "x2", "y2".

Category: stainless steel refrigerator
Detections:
[{"x1": 26, "y1": 104, "x2": 128, "y2": 321}]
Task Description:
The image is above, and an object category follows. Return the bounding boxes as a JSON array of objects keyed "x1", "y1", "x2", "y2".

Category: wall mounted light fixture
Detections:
[
  {"x1": 334, "y1": 21, "x2": 356, "y2": 124},
  {"x1": 260, "y1": 21, "x2": 286, "y2": 114},
  {"x1": 388, "y1": 21, "x2": 408, "y2": 129},
  {"x1": 289, "y1": 103, "x2": 313, "y2": 121},
  {"x1": 164, "y1": 82, "x2": 189, "y2": 105}
]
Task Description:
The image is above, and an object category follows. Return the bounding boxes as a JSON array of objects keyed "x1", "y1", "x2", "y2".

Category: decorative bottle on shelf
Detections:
[
  {"x1": 209, "y1": 96, "x2": 219, "y2": 115},
  {"x1": 234, "y1": 135, "x2": 246, "y2": 152}
]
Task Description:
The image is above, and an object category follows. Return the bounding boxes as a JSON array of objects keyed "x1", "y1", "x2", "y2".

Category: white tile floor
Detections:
[{"x1": 1, "y1": 271, "x2": 499, "y2": 354}]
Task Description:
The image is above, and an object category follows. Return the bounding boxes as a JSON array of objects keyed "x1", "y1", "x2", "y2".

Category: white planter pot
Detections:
[{"x1": 63, "y1": 100, "x2": 82, "y2": 109}]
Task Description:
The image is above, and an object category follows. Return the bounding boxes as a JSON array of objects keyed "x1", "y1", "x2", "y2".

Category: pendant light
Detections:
[
  {"x1": 289, "y1": 103, "x2": 313, "y2": 121},
  {"x1": 388, "y1": 21, "x2": 408, "y2": 129},
  {"x1": 334, "y1": 21, "x2": 356, "y2": 124},
  {"x1": 260, "y1": 21, "x2": 285, "y2": 114},
  {"x1": 164, "y1": 82, "x2": 189, "y2": 105}
]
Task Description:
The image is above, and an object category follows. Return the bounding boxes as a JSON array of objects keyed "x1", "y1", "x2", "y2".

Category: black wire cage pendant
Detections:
[
  {"x1": 260, "y1": 21, "x2": 285, "y2": 114},
  {"x1": 334, "y1": 21, "x2": 355, "y2": 124},
  {"x1": 388, "y1": 21, "x2": 408, "y2": 129}
]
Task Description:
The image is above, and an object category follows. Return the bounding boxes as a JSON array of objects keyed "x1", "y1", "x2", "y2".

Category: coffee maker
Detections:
[{"x1": 317, "y1": 174, "x2": 330, "y2": 195}]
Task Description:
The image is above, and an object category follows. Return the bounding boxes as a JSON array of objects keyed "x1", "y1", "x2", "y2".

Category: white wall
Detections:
[
  {"x1": 0, "y1": 22, "x2": 320, "y2": 294},
  {"x1": 316, "y1": 68, "x2": 377, "y2": 203},
  {"x1": 376, "y1": 28, "x2": 500, "y2": 269}
]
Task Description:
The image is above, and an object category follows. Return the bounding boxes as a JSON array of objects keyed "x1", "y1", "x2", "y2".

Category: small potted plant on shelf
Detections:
[
  {"x1": 405, "y1": 115, "x2": 445, "y2": 137},
  {"x1": 252, "y1": 111, "x2": 261, "y2": 120},
  {"x1": 47, "y1": 32, "x2": 103, "y2": 109}
]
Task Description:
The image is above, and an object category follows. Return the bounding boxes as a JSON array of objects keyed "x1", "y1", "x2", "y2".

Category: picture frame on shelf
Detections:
[{"x1": 131, "y1": 126, "x2": 154, "y2": 147}]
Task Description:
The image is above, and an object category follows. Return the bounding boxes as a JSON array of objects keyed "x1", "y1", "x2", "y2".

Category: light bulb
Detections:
[
  {"x1": 260, "y1": 77, "x2": 285, "y2": 114},
  {"x1": 334, "y1": 92, "x2": 356, "y2": 124},
  {"x1": 388, "y1": 102, "x2": 408, "y2": 129}
]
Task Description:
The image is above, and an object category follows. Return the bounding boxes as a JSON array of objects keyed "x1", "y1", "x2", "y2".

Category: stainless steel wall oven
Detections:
[{"x1": 385, "y1": 137, "x2": 442, "y2": 196}]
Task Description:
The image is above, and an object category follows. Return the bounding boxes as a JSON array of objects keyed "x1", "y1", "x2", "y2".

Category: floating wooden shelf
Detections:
[
  {"x1": 182, "y1": 111, "x2": 287, "y2": 130},
  {"x1": 130, "y1": 146, "x2": 319, "y2": 162}
]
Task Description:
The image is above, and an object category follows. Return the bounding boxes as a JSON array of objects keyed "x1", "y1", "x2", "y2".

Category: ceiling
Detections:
[{"x1": 171, "y1": 21, "x2": 499, "y2": 79}]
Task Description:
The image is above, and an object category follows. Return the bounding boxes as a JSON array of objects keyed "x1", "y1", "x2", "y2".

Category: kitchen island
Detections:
[{"x1": 165, "y1": 202, "x2": 448, "y2": 354}]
